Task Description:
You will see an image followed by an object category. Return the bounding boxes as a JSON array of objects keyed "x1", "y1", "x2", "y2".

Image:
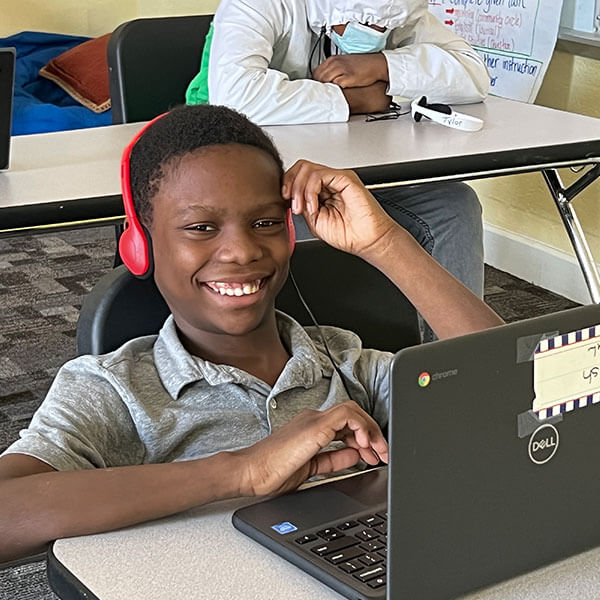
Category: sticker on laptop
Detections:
[
  {"x1": 271, "y1": 521, "x2": 298, "y2": 535},
  {"x1": 533, "y1": 324, "x2": 600, "y2": 419}
]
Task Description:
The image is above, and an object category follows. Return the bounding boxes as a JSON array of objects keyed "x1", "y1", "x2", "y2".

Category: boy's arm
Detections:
[
  {"x1": 0, "y1": 401, "x2": 387, "y2": 562},
  {"x1": 283, "y1": 161, "x2": 503, "y2": 339},
  {"x1": 207, "y1": 1, "x2": 349, "y2": 125},
  {"x1": 383, "y1": 12, "x2": 489, "y2": 104},
  {"x1": 0, "y1": 452, "x2": 236, "y2": 561},
  {"x1": 313, "y1": 12, "x2": 489, "y2": 105}
]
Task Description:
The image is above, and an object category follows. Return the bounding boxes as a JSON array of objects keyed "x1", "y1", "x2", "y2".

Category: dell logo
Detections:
[{"x1": 528, "y1": 424, "x2": 559, "y2": 465}]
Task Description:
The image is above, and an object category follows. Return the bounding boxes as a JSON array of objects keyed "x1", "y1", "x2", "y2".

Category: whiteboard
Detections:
[{"x1": 428, "y1": 0, "x2": 564, "y2": 102}]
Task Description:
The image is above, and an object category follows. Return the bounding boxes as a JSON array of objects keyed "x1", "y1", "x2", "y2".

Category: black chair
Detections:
[
  {"x1": 107, "y1": 15, "x2": 212, "y2": 124},
  {"x1": 77, "y1": 239, "x2": 420, "y2": 356}
]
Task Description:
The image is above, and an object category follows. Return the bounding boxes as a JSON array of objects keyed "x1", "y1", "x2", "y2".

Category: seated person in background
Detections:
[
  {"x1": 0, "y1": 105, "x2": 502, "y2": 562},
  {"x1": 187, "y1": 0, "x2": 491, "y2": 334}
]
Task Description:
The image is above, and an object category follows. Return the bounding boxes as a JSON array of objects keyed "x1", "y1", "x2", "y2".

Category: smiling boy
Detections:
[{"x1": 0, "y1": 105, "x2": 502, "y2": 562}]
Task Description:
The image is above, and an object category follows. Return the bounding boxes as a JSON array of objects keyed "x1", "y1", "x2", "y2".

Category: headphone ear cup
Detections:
[
  {"x1": 413, "y1": 95, "x2": 427, "y2": 122},
  {"x1": 427, "y1": 102, "x2": 452, "y2": 115},
  {"x1": 118, "y1": 218, "x2": 154, "y2": 279},
  {"x1": 286, "y1": 209, "x2": 296, "y2": 253}
]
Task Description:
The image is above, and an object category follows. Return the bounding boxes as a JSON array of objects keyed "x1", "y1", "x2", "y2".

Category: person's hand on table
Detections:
[
  {"x1": 234, "y1": 401, "x2": 388, "y2": 497},
  {"x1": 313, "y1": 54, "x2": 388, "y2": 88},
  {"x1": 341, "y1": 82, "x2": 391, "y2": 114}
]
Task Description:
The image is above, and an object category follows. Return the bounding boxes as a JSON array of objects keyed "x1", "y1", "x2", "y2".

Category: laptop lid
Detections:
[
  {"x1": 0, "y1": 48, "x2": 15, "y2": 170},
  {"x1": 388, "y1": 303, "x2": 600, "y2": 599}
]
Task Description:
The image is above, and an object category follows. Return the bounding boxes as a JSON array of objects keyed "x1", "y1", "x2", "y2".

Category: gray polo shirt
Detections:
[{"x1": 2, "y1": 312, "x2": 392, "y2": 471}]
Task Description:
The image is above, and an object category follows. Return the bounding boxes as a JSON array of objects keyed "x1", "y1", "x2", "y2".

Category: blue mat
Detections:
[{"x1": 1, "y1": 31, "x2": 112, "y2": 135}]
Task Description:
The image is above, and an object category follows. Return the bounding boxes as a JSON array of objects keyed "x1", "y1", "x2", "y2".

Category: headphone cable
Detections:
[
  {"x1": 288, "y1": 268, "x2": 385, "y2": 462},
  {"x1": 308, "y1": 26, "x2": 325, "y2": 78},
  {"x1": 288, "y1": 269, "x2": 355, "y2": 402}
]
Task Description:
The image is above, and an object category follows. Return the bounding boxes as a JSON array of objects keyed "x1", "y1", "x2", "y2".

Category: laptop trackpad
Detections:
[{"x1": 235, "y1": 468, "x2": 388, "y2": 532}]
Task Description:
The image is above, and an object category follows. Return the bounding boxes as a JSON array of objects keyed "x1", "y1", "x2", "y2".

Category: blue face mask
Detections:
[{"x1": 331, "y1": 22, "x2": 390, "y2": 54}]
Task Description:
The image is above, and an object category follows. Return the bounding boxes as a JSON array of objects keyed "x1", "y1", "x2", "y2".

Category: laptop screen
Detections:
[{"x1": 0, "y1": 48, "x2": 15, "y2": 170}]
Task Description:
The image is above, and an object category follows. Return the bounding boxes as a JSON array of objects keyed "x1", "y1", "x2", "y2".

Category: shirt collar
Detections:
[{"x1": 153, "y1": 312, "x2": 333, "y2": 400}]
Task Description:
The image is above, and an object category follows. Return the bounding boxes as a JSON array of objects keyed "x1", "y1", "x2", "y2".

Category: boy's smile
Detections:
[
  {"x1": 204, "y1": 279, "x2": 263, "y2": 296},
  {"x1": 148, "y1": 143, "x2": 291, "y2": 355}
]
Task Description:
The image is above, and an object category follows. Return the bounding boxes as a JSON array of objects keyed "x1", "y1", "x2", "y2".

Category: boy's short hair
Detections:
[{"x1": 129, "y1": 104, "x2": 284, "y2": 226}]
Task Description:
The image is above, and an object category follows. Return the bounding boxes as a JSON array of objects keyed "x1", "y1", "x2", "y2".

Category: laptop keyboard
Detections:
[{"x1": 293, "y1": 511, "x2": 388, "y2": 590}]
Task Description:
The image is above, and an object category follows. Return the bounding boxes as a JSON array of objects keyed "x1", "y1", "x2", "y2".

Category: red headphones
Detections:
[{"x1": 119, "y1": 113, "x2": 296, "y2": 279}]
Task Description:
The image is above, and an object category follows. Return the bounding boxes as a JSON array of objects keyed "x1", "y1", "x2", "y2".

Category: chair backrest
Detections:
[
  {"x1": 107, "y1": 15, "x2": 212, "y2": 124},
  {"x1": 77, "y1": 239, "x2": 420, "y2": 356}
]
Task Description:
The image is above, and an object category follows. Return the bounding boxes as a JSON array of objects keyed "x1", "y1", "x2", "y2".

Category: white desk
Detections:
[
  {"x1": 2, "y1": 96, "x2": 600, "y2": 299},
  {"x1": 48, "y1": 496, "x2": 600, "y2": 600}
]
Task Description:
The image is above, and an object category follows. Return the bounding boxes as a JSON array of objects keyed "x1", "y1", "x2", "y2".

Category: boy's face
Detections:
[{"x1": 149, "y1": 144, "x2": 291, "y2": 340}]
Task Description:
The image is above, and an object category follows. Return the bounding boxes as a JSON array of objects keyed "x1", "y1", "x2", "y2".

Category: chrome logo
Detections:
[{"x1": 418, "y1": 372, "x2": 431, "y2": 387}]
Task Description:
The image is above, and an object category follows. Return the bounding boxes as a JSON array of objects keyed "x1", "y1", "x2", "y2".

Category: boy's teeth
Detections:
[{"x1": 208, "y1": 279, "x2": 261, "y2": 296}]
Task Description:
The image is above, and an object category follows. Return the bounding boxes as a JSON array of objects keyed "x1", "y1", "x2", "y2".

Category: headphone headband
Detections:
[
  {"x1": 120, "y1": 113, "x2": 167, "y2": 228},
  {"x1": 411, "y1": 96, "x2": 483, "y2": 132},
  {"x1": 118, "y1": 114, "x2": 168, "y2": 278}
]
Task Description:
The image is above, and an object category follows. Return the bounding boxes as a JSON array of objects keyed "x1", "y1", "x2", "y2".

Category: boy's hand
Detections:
[
  {"x1": 282, "y1": 160, "x2": 396, "y2": 258},
  {"x1": 313, "y1": 54, "x2": 389, "y2": 88},
  {"x1": 342, "y1": 82, "x2": 391, "y2": 115},
  {"x1": 234, "y1": 401, "x2": 388, "y2": 497}
]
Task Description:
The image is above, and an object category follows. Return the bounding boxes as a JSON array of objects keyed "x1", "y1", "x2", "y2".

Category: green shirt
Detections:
[{"x1": 186, "y1": 20, "x2": 214, "y2": 105}]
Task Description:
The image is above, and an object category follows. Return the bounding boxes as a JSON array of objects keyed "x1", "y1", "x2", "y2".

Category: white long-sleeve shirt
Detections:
[{"x1": 207, "y1": 0, "x2": 490, "y2": 126}]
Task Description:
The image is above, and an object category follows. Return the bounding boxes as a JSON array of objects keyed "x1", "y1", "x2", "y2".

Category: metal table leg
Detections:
[{"x1": 542, "y1": 166, "x2": 600, "y2": 304}]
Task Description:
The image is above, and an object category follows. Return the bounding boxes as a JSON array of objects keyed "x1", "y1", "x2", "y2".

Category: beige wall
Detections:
[
  {"x1": 472, "y1": 51, "x2": 600, "y2": 260},
  {"x1": 3, "y1": 2, "x2": 598, "y2": 262},
  {"x1": 1, "y1": 0, "x2": 219, "y2": 37}
]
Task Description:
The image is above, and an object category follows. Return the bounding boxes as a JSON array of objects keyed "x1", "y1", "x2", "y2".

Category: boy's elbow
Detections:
[
  {"x1": 450, "y1": 50, "x2": 491, "y2": 103},
  {"x1": 0, "y1": 536, "x2": 50, "y2": 565},
  {"x1": 0, "y1": 480, "x2": 51, "y2": 563},
  {"x1": 474, "y1": 74, "x2": 490, "y2": 101},
  {"x1": 0, "y1": 455, "x2": 59, "y2": 562},
  {"x1": 469, "y1": 57, "x2": 491, "y2": 101}
]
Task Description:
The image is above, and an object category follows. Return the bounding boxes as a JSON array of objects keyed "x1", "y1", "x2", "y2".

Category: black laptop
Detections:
[
  {"x1": 0, "y1": 47, "x2": 15, "y2": 170},
  {"x1": 233, "y1": 303, "x2": 600, "y2": 600}
]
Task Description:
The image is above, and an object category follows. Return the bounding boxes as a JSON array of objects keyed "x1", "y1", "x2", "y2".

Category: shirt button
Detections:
[{"x1": 269, "y1": 398, "x2": 277, "y2": 410}]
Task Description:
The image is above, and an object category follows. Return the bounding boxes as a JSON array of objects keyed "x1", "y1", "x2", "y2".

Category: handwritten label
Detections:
[
  {"x1": 429, "y1": 0, "x2": 564, "y2": 102},
  {"x1": 533, "y1": 325, "x2": 600, "y2": 419}
]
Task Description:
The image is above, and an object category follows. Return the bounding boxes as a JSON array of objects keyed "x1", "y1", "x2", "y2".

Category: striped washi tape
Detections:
[{"x1": 534, "y1": 325, "x2": 599, "y2": 419}]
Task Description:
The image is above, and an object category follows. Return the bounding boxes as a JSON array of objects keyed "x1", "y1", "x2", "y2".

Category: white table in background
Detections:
[{"x1": 2, "y1": 96, "x2": 600, "y2": 300}]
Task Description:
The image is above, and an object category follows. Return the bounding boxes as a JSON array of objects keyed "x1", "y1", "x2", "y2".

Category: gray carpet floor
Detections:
[{"x1": 0, "y1": 226, "x2": 580, "y2": 599}]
